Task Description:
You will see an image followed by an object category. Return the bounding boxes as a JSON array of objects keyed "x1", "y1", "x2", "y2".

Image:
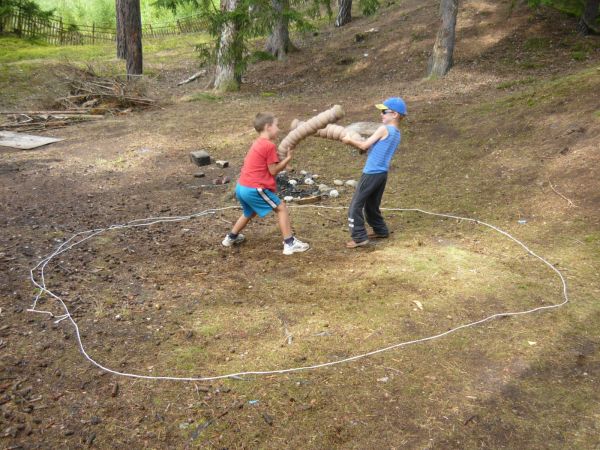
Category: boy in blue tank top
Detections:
[{"x1": 341, "y1": 97, "x2": 406, "y2": 248}]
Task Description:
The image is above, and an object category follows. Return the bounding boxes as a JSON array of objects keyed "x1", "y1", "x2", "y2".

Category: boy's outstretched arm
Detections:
[
  {"x1": 268, "y1": 148, "x2": 294, "y2": 175},
  {"x1": 342, "y1": 125, "x2": 388, "y2": 154}
]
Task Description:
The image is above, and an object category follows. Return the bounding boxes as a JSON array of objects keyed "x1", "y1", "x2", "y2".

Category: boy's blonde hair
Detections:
[{"x1": 254, "y1": 112, "x2": 276, "y2": 132}]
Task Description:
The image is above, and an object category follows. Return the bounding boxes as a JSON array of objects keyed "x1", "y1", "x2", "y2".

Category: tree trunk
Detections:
[
  {"x1": 214, "y1": 0, "x2": 241, "y2": 92},
  {"x1": 265, "y1": 0, "x2": 296, "y2": 60},
  {"x1": 578, "y1": 0, "x2": 600, "y2": 35},
  {"x1": 124, "y1": 0, "x2": 143, "y2": 79},
  {"x1": 428, "y1": 0, "x2": 459, "y2": 78},
  {"x1": 116, "y1": 0, "x2": 127, "y2": 59},
  {"x1": 335, "y1": 0, "x2": 352, "y2": 27}
]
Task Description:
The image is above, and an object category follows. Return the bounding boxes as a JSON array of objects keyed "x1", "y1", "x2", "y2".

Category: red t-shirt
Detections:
[{"x1": 238, "y1": 137, "x2": 279, "y2": 191}]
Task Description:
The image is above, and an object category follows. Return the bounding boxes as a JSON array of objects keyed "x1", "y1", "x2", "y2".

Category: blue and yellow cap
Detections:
[{"x1": 375, "y1": 97, "x2": 407, "y2": 116}]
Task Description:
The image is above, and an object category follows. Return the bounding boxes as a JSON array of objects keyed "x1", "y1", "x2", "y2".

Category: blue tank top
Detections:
[{"x1": 363, "y1": 125, "x2": 401, "y2": 174}]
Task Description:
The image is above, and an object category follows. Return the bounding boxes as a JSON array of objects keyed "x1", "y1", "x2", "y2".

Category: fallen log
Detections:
[
  {"x1": 0, "y1": 110, "x2": 91, "y2": 115},
  {"x1": 177, "y1": 70, "x2": 207, "y2": 86},
  {"x1": 56, "y1": 94, "x2": 155, "y2": 105}
]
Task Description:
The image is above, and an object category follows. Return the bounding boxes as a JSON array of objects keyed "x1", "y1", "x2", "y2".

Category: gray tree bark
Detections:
[
  {"x1": 214, "y1": 0, "x2": 241, "y2": 92},
  {"x1": 335, "y1": 0, "x2": 352, "y2": 27},
  {"x1": 428, "y1": 0, "x2": 459, "y2": 78},
  {"x1": 578, "y1": 0, "x2": 600, "y2": 35},
  {"x1": 124, "y1": 0, "x2": 143, "y2": 79},
  {"x1": 116, "y1": 0, "x2": 127, "y2": 59},
  {"x1": 265, "y1": 0, "x2": 296, "y2": 60}
]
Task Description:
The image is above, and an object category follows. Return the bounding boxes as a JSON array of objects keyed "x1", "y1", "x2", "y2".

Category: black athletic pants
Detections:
[{"x1": 348, "y1": 172, "x2": 389, "y2": 243}]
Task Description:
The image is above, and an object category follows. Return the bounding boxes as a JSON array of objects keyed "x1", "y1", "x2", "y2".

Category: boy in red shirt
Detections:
[{"x1": 222, "y1": 112, "x2": 310, "y2": 255}]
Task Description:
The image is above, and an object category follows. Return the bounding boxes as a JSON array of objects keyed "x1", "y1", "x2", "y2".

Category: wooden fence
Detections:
[{"x1": 0, "y1": 8, "x2": 209, "y2": 46}]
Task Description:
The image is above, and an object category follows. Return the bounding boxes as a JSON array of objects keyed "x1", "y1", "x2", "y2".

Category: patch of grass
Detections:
[
  {"x1": 144, "y1": 34, "x2": 210, "y2": 54},
  {"x1": 410, "y1": 31, "x2": 428, "y2": 41},
  {"x1": 583, "y1": 233, "x2": 600, "y2": 244},
  {"x1": 117, "y1": 307, "x2": 132, "y2": 320},
  {"x1": 0, "y1": 33, "x2": 210, "y2": 70},
  {"x1": 571, "y1": 50, "x2": 588, "y2": 61},
  {"x1": 567, "y1": 40, "x2": 598, "y2": 62},
  {"x1": 260, "y1": 91, "x2": 277, "y2": 97},
  {"x1": 248, "y1": 50, "x2": 277, "y2": 63},
  {"x1": 195, "y1": 323, "x2": 221, "y2": 337},
  {"x1": 172, "y1": 345, "x2": 208, "y2": 371},
  {"x1": 524, "y1": 37, "x2": 551, "y2": 52},
  {"x1": 594, "y1": 110, "x2": 600, "y2": 119},
  {"x1": 526, "y1": 96, "x2": 538, "y2": 107},
  {"x1": 518, "y1": 59, "x2": 544, "y2": 70},
  {"x1": 186, "y1": 92, "x2": 222, "y2": 102},
  {"x1": 496, "y1": 77, "x2": 536, "y2": 90},
  {"x1": 0, "y1": 36, "x2": 114, "y2": 64},
  {"x1": 93, "y1": 156, "x2": 129, "y2": 171},
  {"x1": 93, "y1": 294, "x2": 117, "y2": 318},
  {"x1": 479, "y1": 66, "x2": 600, "y2": 115}
]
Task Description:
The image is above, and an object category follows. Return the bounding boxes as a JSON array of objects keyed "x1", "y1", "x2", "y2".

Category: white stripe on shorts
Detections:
[{"x1": 257, "y1": 188, "x2": 277, "y2": 209}]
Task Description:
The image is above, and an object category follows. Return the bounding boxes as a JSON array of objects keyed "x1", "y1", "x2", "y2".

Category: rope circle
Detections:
[{"x1": 28, "y1": 205, "x2": 569, "y2": 382}]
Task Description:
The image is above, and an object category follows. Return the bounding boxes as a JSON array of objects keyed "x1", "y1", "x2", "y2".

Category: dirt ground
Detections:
[{"x1": 1, "y1": 0, "x2": 600, "y2": 448}]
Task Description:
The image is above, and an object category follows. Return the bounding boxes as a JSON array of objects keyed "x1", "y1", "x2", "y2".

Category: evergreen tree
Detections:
[
  {"x1": 265, "y1": 0, "x2": 297, "y2": 60},
  {"x1": 428, "y1": 0, "x2": 459, "y2": 78},
  {"x1": 116, "y1": 0, "x2": 127, "y2": 59},
  {"x1": 116, "y1": 0, "x2": 143, "y2": 78}
]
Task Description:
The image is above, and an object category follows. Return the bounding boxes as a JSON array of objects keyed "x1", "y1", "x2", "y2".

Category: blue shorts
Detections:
[{"x1": 236, "y1": 184, "x2": 281, "y2": 218}]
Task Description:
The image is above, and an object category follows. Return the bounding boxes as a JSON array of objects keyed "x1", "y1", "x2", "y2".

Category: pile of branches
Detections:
[
  {"x1": 0, "y1": 111, "x2": 105, "y2": 132},
  {"x1": 55, "y1": 65, "x2": 155, "y2": 111},
  {"x1": 1, "y1": 65, "x2": 155, "y2": 133}
]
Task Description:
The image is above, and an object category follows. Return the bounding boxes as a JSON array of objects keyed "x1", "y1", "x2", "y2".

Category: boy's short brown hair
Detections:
[{"x1": 254, "y1": 112, "x2": 276, "y2": 132}]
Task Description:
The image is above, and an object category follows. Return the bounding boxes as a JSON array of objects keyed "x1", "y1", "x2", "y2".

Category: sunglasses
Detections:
[{"x1": 381, "y1": 109, "x2": 394, "y2": 115}]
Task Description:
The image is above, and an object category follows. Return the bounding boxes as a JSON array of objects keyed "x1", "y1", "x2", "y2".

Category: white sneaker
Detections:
[
  {"x1": 222, "y1": 233, "x2": 245, "y2": 247},
  {"x1": 283, "y1": 237, "x2": 310, "y2": 255}
]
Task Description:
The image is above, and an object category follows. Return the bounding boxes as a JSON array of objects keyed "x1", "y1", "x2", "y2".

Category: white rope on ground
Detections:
[{"x1": 27, "y1": 205, "x2": 569, "y2": 382}]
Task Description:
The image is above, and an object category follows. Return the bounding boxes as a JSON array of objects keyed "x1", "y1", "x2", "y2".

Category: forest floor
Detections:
[{"x1": 1, "y1": 0, "x2": 600, "y2": 448}]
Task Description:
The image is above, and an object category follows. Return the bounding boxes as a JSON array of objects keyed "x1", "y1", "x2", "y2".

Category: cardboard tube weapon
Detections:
[
  {"x1": 289, "y1": 120, "x2": 364, "y2": 143},
  {"x1": 277, "y1": 105, "x2": 344, "y2": 159}
]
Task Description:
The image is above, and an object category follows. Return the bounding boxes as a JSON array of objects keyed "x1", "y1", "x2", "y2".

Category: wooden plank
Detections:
[
  {"x1": 0, "y1": 131, "x2": 63, "y2": 150},
  {"x1": 295, "y1": 195, "x2": 322, "y2": 205}
]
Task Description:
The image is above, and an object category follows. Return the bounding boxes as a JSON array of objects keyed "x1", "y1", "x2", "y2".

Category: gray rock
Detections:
[
  {"x1": 262, "y1": 412, "x2": 274, "y2": 426},
  {"x1": 216, "y1": 160, "x2": 229, "y2": 168},
  {"x1": 86, "y1": 432, "x2": 96, "y2": 445},
  {"x1": 318, "y1": 184, "x2": 330, "y2": 192},
  {"x1": 212, "y1": 176, "x2": 231, "y2": 185},
  {"x1": 193, "y1": 172, "x2": 205, "y2": 178},
  {"x1": 345, "y1": 179, "x2": 358, "y2": 188},
  {"x1": 333, "y1": 179, "x2": 344, "y2": 186},
  {"x1": 190, "y1": 150, "x2": 211, "y2": 166}
]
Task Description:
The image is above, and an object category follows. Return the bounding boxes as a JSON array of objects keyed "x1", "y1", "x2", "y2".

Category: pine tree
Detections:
[
  {"x1": 579, "y1": 0, "x2": 600, "y2": 34},
  {"x1": 428, "y1": 0, "x2": 459, "y2": 78},
  {"x1": 116, "y1": 0, "x2": 127, "y2": 59},
  {"x1": 335, "y1": 0, "x2": 352, "y2": 27},
  {"x1": 121, "y1": 0, "x2": 143, "y2": 79},
  {"x1": 265, "y1": 0, "x2": 297, "y2": 60}
]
